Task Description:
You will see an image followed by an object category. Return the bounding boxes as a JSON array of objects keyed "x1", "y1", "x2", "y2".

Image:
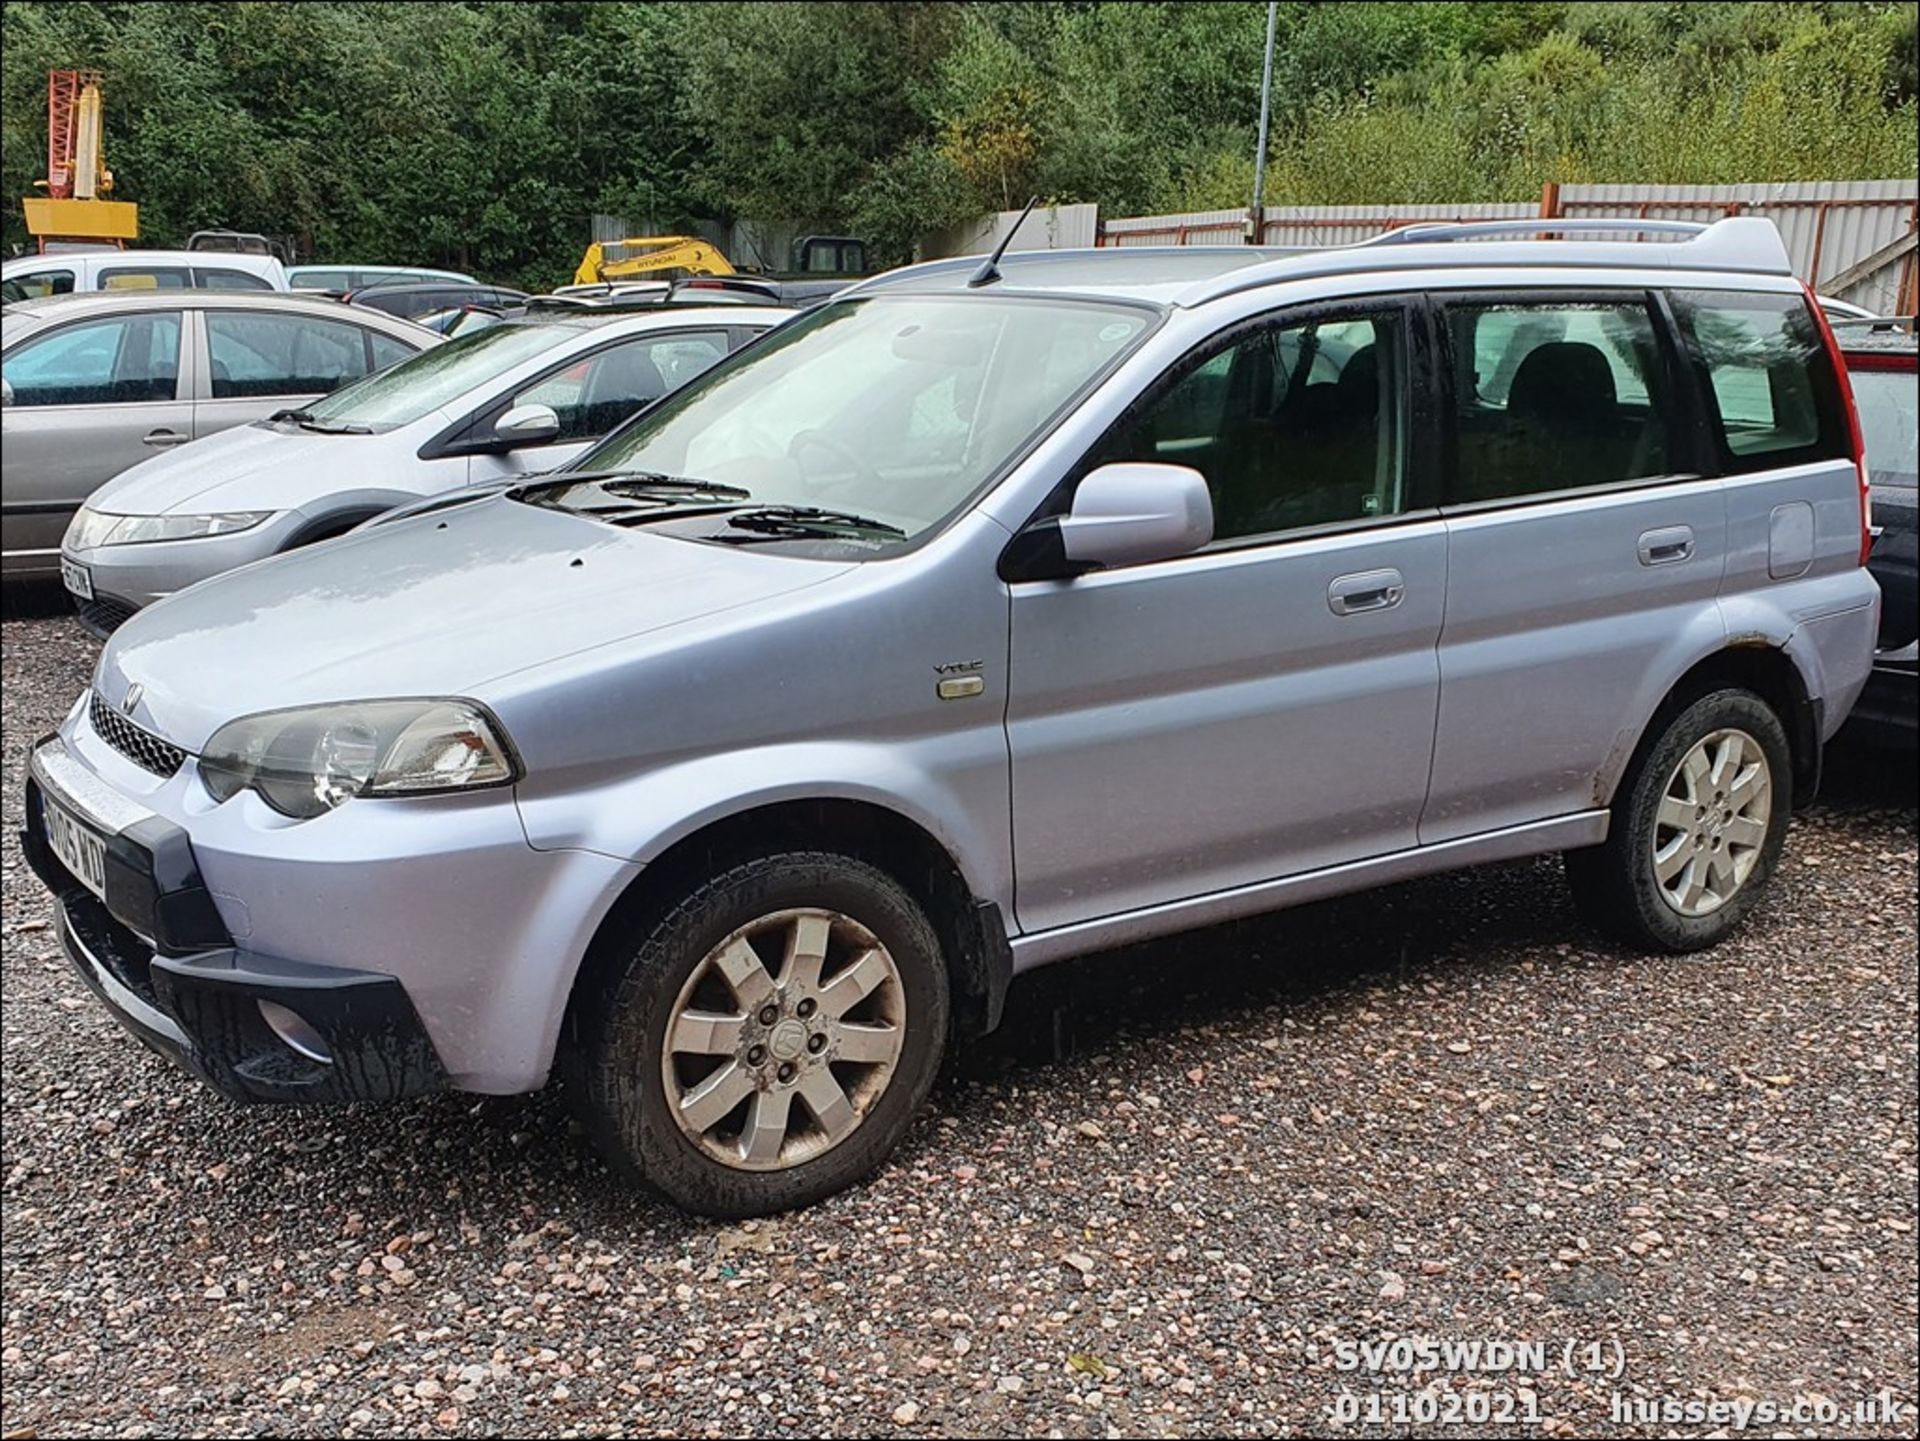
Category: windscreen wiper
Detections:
[
  {"x1": 516, "y1": 471, "x2": 753, "y2": 505},
  {"x1": 722, "y1": 505, "x2": 906, "y2": 540},
  {"x1": 266, "y1": 406, "x2": 371, "y2": 435}
]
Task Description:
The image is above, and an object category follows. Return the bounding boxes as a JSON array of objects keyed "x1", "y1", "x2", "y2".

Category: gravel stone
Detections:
[{"x1": 3, "y1": 606, "x2": 1915, "y2": 1437}]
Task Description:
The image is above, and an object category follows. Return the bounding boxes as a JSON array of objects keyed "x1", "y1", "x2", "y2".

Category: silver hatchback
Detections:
[
  {"x1": 22, "y1": 219, "x2": 1880, "y2": 1216},
  {"x1": 1, "y1": 291, "x2": 435, "y2": 584}
]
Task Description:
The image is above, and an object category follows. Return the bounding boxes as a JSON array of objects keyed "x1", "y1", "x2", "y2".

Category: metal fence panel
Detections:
[
  {"x1": 1557, "y1": 180, "x2": 1916, "y2": 312},
  {"x1": 1096, "y1": 180, "x2": 1916, "y2": 311}
]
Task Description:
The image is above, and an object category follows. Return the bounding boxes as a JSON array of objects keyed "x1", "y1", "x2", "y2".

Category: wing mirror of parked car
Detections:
[
  {"x1": 0, "y1": 377, "x2": 13, "y2": 408},
  {"x1": 492, "y1": 403, "x2": 560, "y2": 448},
  {"x1": 1000, "y1": 462, "x2": 1214, "y2": 581}
]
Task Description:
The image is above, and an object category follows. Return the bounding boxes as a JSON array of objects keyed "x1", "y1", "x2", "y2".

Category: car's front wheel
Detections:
[
  {"x1": 568, "y1": 852, "x2": 949, "y2": 1217},
  {"x1": 1566, "y1": 687, "x2": 1792, "y2": 952}
]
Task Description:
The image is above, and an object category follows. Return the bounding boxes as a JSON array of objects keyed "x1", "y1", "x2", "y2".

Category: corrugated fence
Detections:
[{"x1": 1090, "y1": 180, "x2": 1917, "y2": 311}]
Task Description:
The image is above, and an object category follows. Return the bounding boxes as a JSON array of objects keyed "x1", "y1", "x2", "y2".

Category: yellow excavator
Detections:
[{"x1": 572, "y1": 235, "x2": 735, "y2": 286}]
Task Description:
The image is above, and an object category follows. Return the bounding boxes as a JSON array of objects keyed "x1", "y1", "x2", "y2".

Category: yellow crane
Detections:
[
  {"x1": 24, "y1": 70, "x2": 138, "y2": 250},
  {"x1": 572, "y1": 235, "x2": 735, "y2": 286}
]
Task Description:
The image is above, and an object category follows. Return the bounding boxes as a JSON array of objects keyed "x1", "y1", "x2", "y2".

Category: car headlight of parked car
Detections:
[
  {"x1": 199, "y1": 700, "x2": 519, "y2": 819},
  {"x1": 72, "y1": 509, "x2": 275, "y2": 547}
]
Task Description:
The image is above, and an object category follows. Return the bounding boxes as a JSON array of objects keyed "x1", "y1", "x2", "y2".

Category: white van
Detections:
[{"x1": 1, "y1": 250, "x2": 289, "y2": 304}]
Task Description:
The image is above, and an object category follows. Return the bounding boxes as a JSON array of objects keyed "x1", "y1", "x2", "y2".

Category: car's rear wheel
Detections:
[
  {"x1": 1566, "y1": 687, "x2": 1792, "y2": 952},
  {"x1": 568, "y1": 852, "x2": 948, "y2": 1217}
]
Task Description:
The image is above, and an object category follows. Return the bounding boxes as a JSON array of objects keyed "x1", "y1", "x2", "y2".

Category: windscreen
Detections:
[
  {"x1": 563, "y1": 294, "x2": 1155, "y2": 548},
  {"x1": 301, "y1": 322, "x2": 567, "y2": 430}
]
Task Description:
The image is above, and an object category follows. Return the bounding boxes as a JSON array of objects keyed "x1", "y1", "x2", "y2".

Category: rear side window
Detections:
[
  {"x1": 1, "y1": 269, "x2": 76, "y2": 303},
  {"x1": 100, "y1": 267, "x2": 190, "y2": 290},
  {"x1": 1671, "y1": 291, "x2": 1848, "y2": 473},
  {"x1": 367, "y1": 331, "x2": 418, "y2": 371},
  {"x1": 1444, "y1": 298, "x2": 1676, "y2": 503},
  {"x1": 206, "y1": 311, "x2": 371, "y2": 398},
  {"x1": 194, "y1": 267, "x2": 273, "y2": 291}
]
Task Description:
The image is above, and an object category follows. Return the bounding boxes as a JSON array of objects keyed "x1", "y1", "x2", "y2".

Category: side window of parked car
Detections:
[
  {"x1": 193, "y1": 267, "x2": 274, "y2": 291},
  {"x1": 367, "y1": 331, "x2": 418, "y2": 372},
  {"x1": 513, "y1": 331, "x2": 730, "y2": 443},
  {"x1": 1, "y1": 269, "x2": 76, "y2": 303},
  {"x1": 3, "y1": 313, "x2": 182, "y2": 406},
  {"x1": 99, "y1": 267, "x2": 192, "y2": 291},
  {"x1": 1097, "y1": 309, "x2": 1408, "y2": 540},
  {"x1": 1445, "y1": 299, "x2": 1675, "y2": 501},
  {"x1": 205, "y1": 311, "x2": 372, "y2": 398},
  {"x1": 1670, "y1": 290, "x2": 1849, "y2": 473}
]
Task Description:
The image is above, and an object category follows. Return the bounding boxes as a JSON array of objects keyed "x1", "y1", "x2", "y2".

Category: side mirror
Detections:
[
  {"x1": 1002, "y1": 462, "x2": 1213, "y2": 580},
  {"x1": 492, "y1": 402, "x2": 559, "y2": 448},
  {"x1": 0, "y1": 376, "x2": 13, "y2": 408}
]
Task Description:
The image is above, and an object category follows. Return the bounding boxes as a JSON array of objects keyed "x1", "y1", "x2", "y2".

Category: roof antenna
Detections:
[{"x1": 968, "y1": 196, "x2": 1040, "y2": 288}]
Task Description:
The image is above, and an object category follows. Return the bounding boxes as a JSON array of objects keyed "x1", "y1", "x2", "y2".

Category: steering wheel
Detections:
[{"x1": 788, "y1": 428, "x2": 882, "y2": 494}]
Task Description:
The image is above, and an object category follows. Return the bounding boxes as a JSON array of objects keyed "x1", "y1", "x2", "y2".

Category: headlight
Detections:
[
  {"x1": 100, "y1": 512, "x2": 273, "y2": 546},
  {"x1": 64, "y1": 505, "x2": 119, "y2": 551},
  {"x1": 199, "y1": 700, "x2": 518, "y2": 820}
]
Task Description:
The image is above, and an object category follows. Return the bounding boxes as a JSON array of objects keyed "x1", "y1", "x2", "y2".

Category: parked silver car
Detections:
[
  {"x1": 22, "y1": 219, "x2": 1879, "y2": 1217},
  {"x1": 57, "y1": 306, "x2": 784, "y2": 629},
  {"x1": 2, "y1": 292, "x2": 435, "y2": 585}
]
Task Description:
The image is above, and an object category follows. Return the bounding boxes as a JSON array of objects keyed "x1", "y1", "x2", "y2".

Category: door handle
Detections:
[
  {"x1": 1638, "y1": 525, "x2": 1694, "y2": 566},
  {"x1": 1328, "y1": 567, "x2": 1405, "y2": 615},
  {"x1": 142, "y1": 428, "x2": 189, "y2": 448}
]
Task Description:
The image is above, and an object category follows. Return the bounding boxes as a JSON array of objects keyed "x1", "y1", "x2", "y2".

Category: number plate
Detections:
[
  {"x1": 44, "y1": 797, "x2": 108, "y2": 900},
  {"x1": 60, "y1": 557, "x2": 94, "y2": 601}
]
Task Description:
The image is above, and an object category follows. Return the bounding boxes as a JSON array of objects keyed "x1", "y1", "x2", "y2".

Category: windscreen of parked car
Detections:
[
  {"x1": 298, "y1": 322, "x2": 566, "y2": 431},
  {"x1": 547, "y1": 294, "x2": 1155, "y2": 551},
  {"x1": 1849, "y1": 366, "x2": 1918, "y2": 488}
]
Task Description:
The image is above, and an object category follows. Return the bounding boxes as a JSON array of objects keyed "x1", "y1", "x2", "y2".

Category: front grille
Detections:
[
  {"x1": 76, "y1": 593, "x2": 138, "y2": 637},
  {"x1": 90, "y1": 692, "x2": 187, "y2": 777}
]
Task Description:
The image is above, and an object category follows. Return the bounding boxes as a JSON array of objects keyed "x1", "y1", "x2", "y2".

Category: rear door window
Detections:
[
  {"x1": 193, "y1": 267, "x2": 273, "y2": 291},
  {"x1": 99, "y1": 266, "x2": 191, "y2": 291},
  {"x1": 1443, "y1": 298, "x2": 1677, "y2": 502},
  {"x1": 1671, "y1": 291, "x2": 1849, "y2": 473},
  {"x1": 3, "y1": 312, "x2": 182, "y2": 405},
  {"x1": 205, "y1": 311, "x2": 372, "y2": 398}
]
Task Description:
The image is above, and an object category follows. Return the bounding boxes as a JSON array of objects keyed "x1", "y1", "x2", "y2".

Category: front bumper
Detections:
[
  {"x1": 61, "y1": 519, "x2": 295, "y2": 629},
  {"x1": 22, "y1": 737, "x2": 445, "y2": 1103}
]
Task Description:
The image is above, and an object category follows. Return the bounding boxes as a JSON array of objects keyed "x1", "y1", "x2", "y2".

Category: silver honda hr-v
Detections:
[{"x1": 22, "y1": 219, "x2": 1880, "y2": 1216}]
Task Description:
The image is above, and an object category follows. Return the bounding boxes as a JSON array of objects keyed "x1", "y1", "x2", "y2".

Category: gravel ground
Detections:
[{"x1": 3, "y1": 602, "x2": 1915, "y2": 1440}]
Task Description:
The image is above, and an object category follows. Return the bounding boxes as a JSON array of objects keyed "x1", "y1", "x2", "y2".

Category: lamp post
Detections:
[{"x1": 1248, "y1": 0, "x2": 1278, "y2": 245}]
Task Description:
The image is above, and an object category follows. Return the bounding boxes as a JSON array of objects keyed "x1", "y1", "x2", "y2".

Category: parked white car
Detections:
[
  {"x1": 60, "y1": 305, "x2": 787, "y2": 629},
  {"x1": 2, "y1": 249, "x2": 289, "y2": 302}
]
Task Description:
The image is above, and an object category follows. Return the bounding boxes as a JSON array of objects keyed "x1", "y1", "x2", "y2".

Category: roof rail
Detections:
[
  {"x1": 1363, "y1": 217, "x2": 1714, "y2": 245},
  {"x1": 1182, "y1": 216, "x2": 1793, "y2": 308}
]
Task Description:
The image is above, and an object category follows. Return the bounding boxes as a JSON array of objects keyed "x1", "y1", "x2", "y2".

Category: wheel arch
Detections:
[
  {"x1": 560, "y1": 798, "x2": 1013, "y2": 1062},
  {"x1": 1618, "y1": 641, "x2": 1822, "y2": 810},
  {"x1": 279, "y1": 502, "x2": 410, "y2": 551}
]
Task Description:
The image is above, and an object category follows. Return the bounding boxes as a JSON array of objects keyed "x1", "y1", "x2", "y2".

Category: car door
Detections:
[
  {"x1": 1004, "y1": 297, "x2": 1448, "y2": 934},
  {"x1": 1, "y1": 308, "x2": 193, "y2": 573},
  {"x1": 460, "y1": 327, "x2": 737, "y2": 482},
  {"x1": 1421, "y1": 290, "x2": 1725, "y2": 843},
  {"x1": 192, "y1": 307, "x2": 394, "y2": 438}
]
